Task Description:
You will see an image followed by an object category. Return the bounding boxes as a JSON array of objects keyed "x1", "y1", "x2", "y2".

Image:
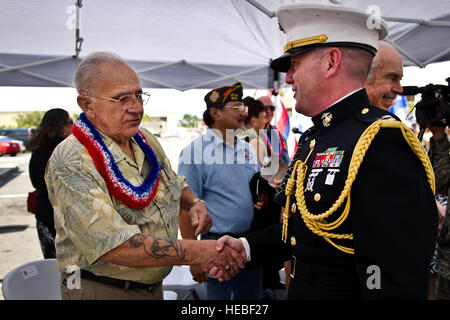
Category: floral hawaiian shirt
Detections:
[{"x1": 45, "y1": 127, "x2": 186, "y2": 284}]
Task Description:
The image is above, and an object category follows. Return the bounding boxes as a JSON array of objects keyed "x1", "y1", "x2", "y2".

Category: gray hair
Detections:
[
  {"x1": 365, "y1": 41, "x2": 389, "y2": 84},
  {"x1": 74, "y1": 52, "x2": 124, "y2": 93},
  {"x1": 365, "y1": 52, "x2": 381, "y2": 84}
]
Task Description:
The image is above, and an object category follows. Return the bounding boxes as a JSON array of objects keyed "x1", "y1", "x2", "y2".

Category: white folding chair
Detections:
[
  {"x1": 163, "y1": 290, "x2": 178, "y2": 300},
  {"x1": 1, "y1": 258, "x2": 61, "y2": 300},
  {"x1": 162, "y1": 266, "x2": 200, "y2": 300}
]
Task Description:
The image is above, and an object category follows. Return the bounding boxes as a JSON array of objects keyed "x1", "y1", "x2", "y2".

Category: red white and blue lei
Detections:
[{"x1": 72, "y1": 113, "x2": 160, "y2": 209}]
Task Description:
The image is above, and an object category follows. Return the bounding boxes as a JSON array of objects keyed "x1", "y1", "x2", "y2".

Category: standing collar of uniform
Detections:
[{"x1": 311, "y1": 88, "x2": 370, "y2": 132}]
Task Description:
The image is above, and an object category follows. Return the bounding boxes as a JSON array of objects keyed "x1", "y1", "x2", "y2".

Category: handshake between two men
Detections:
[{"x1": 189, "y1": 236, "x2": 248, "y2": 283}]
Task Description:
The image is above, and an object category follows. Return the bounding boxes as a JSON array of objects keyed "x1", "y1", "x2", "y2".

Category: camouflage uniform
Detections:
[{"x1": 431, "y1": 135, "x2": 450, "y2": 299}]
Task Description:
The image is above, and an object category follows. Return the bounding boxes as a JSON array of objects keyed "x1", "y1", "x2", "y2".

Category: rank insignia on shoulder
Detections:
[{"x1": 312, "y1": 147, "x2": 345, "y2": 169}]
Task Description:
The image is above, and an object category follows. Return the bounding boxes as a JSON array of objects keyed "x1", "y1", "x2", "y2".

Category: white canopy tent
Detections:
[{"x1": 1, "y1": 0, "x2": 449, "y2": 90}]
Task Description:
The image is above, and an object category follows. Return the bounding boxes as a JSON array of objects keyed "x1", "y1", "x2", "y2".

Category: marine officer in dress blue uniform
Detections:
[{"x1": 214, "y1": 2, "x2": 438, "y2": 299}]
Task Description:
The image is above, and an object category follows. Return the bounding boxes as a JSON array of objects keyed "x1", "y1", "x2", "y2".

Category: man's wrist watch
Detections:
[{"x1": 190, "y1": 198, "x2": 205, "y2": 209}]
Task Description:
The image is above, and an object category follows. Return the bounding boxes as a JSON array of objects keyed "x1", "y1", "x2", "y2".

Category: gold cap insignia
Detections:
[
  {"x1": 284, "y1": 34, "x2": 328, "y2": 53},
  {"x1": 210, "y1": 91, "x2": 219, "y2": 103}
]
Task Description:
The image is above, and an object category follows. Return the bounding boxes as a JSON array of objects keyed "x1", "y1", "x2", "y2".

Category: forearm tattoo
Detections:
[{"x1": 129, "y1": 234, "x2": 186, "y2": 260}]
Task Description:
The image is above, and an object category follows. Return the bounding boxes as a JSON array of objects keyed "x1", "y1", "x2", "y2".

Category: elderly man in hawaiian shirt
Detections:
[{"x1": 45, "y1": 52, "x2": 244, "y2": 300}]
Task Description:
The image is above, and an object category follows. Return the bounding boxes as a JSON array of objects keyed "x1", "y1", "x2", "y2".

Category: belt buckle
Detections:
[{"x1": 290, "y1": 255, "x2": 296, "y2": 279}]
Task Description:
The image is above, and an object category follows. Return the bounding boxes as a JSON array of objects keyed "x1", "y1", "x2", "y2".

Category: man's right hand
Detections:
[{"x1": 207, "y1": 236, "x2": 247, "y2": 281}]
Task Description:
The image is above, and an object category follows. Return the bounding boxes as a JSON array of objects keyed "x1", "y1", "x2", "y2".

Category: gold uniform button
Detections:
[
  {"x1": 361, "y1": 108, "x2": 369, "y2": 114},
  {"x1": 314, "y1": 193, "x2": 321, "y2": 201},
  {"x1": 291, "y1": 203, "x2": 297, "y2": 213},
  {"x1": 290, "y1": 236, "x2": 296, "y2": 247}
]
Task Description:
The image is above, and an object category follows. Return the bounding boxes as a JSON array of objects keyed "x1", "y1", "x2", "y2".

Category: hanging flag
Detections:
[
  {"x1": 274, "y1": 97, "x2": 293, "y2": 163},
  {"x1": 389, "y1": 95, "x2": 407, "y2": 118},
  {"x1": 276, "y1": 98, "x2": 290, "y2": 142},
  {"x1": 290, "y1": 138, "x2": 298, "y2": 160}
]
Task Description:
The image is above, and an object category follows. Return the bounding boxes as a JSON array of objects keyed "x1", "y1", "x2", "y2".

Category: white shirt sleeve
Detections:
[{"x1": 239, "y1": 237, "x2": 251, "y2": 262}]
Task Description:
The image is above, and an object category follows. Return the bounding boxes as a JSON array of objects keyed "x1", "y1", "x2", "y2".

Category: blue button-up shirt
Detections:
[{"x1": 178, "y1": 128, "x2": 259, "y2": 234}]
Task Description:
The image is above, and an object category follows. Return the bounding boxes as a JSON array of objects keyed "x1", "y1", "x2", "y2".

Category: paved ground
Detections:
[
  {"x1": 0, "y1": 136, "x2": 196, "y2": 300},
  {"x1": 0, "y1": 191, "x2": 43, "y2": 300}
]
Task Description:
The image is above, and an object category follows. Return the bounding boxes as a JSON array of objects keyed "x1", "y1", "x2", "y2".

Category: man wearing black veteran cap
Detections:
[
  {"x1": 179, "y1": 82, "x2": 264, "y2": 300},
  {"x1": 214, "y1": 3, "x2": 438, "y2": 299}
]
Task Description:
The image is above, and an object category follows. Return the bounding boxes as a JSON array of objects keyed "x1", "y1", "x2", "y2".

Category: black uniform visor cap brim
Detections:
[
  {"x1": 270, "y1": 43, "x2": 376, "y2": 73},
  {"x1": 270, "y1": 46, "x2": 315, "y2": 73}
]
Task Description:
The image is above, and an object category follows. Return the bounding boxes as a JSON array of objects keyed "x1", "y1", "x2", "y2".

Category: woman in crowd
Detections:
[
  {"x1": 240, "y1": 96, "x2": 268, "y2": 169},
  {"x1": 28, "y1": 108, "x2": 73, "y2": 258}
]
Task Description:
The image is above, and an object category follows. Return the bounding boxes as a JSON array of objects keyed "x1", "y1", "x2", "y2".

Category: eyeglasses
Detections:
[
  {"x1": 85, "y1": 92, "x2": 151, "y2": 109},
  {"x1": 224, "y1": 103, "x2": 248, "y2": 113},
  {"x1": 267, "y1": 105, "x2": 276, "y2": 111}
]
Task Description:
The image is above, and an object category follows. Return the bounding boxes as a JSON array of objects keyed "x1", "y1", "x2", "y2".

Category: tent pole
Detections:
[
  {"x1": 75, "y1": 0, "x2": 83, "y2": 67},
  {"x1": 0, "y1": 63, "x2": 73, "y2": 87},
  {"x1": 136, "y1": 60, "x2": 185, "y2": 74},
  {"x1": 383, "y1": 16, "x2": 450, "y2": 27},
  {"x1": 244, "y1": 0, "x2": 276, "y2": 18},
  {"x1": 0, "y1": 56, "x2": 73, "y2": 73},
  {"x1": 385, "y1": 40, "x2": 424, "y2": 67},
  {"x1": 423, "y1": 47, "x2": 450, "y2": 66}
]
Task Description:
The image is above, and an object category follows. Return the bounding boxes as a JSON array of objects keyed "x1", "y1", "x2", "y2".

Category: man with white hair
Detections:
[
  {"x1": 364, "y1": 41, "x2": 404, "y2": 111},
  {"x1": 45, "y1": 52, "x2": 244, "y2": 299}
]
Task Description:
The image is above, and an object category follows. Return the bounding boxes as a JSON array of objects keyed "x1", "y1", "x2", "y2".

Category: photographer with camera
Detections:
[
  {"x1": 429, "y1": 124, "x2": 450, "y2": 300},
  {"x1": 404, "y1": 77, "x2": 450, "y2": 299}
]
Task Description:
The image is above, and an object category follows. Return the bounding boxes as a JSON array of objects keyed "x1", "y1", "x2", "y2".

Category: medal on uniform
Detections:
[
  {"x1": 306, "y1": 169, "x2": 322, "y2": 192},
  {"x1": 325, "y1": 169, "x2": 340, "y2": 186},
  {"x1": 72, "y1": 113, "x2": 161, "y2": 209},
  {"x1": 313, "y1": 147, "x2": 345, "y2": 169}
]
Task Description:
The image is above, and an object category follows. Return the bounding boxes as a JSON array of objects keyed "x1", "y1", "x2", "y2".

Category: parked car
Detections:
[
  {"x1": 0, "y1": 135, "x2": 21, "y2": 156},
  {"x1": 11, "y1": 139, "x2": 26, "y2": 153},
  {"x1": 0, "y1": 128, "x2": 36, "y2": 150}
]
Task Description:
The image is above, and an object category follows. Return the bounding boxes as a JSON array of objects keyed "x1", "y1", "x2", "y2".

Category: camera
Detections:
[
  {"x1": 401, "y1": 77, "x2": 450, "y2": 141},
  {"x1": 402, "y1": 77, "x2": 450, "y2": 128}
]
